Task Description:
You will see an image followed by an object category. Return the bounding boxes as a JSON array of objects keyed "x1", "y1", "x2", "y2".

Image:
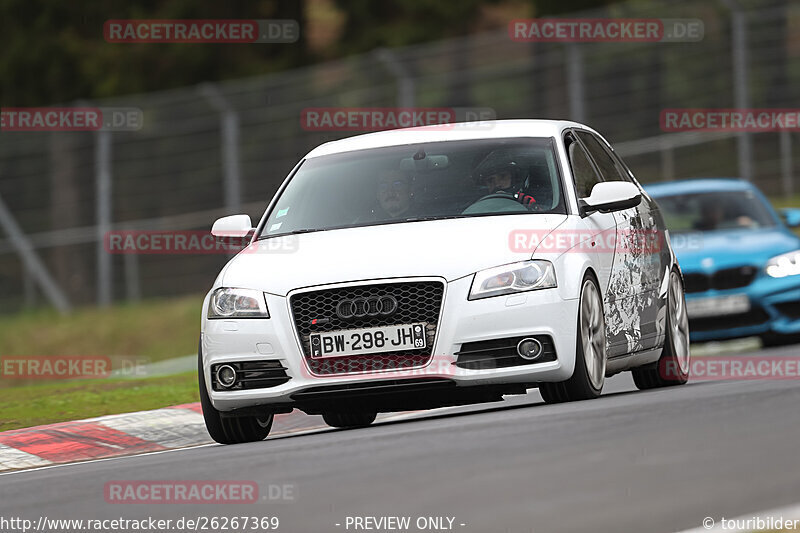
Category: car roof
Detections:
[
  {"x1": 304, "y1": 119, "x2": 596, "y2": 159},
  {"x1": 645, "y1": 178, "x2": 756, "y2": 197}
]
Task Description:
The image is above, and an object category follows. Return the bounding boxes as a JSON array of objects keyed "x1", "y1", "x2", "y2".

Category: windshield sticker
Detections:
[
  {"x1": 269, "y1": 222, "x2": 283, "y2": 232},
  {"x1": 277, "y1": 207, "x2": 290, "y2": 218}
]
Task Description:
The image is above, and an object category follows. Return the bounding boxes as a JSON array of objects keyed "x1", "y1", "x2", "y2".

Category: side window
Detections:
[
  {"x1": 577, "y1": 131, "x2": 631, "y2": 183},
  {"x1": 566, "y1": 135, "x2": 601, "y2": 199}
]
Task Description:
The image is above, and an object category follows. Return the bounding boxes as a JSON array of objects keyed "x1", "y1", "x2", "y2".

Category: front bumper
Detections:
[
  {"x1": 202, "y1": 276, "x2": 578, "y2": 412},
  {"x1": 686, "y1": 274, "x2": 800, "y2": 342}
]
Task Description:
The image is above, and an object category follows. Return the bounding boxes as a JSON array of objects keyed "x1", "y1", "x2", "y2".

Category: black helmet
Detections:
[{"x1": 474, "y1": 149, "x2": 524, "y2": 192}]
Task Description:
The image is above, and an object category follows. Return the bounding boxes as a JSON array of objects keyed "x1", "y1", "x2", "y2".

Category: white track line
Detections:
[
  {"x1": 0, "y1": 411, "x2": 429, "y2": 477},
  {"x1": 0, "y1": 443, "x2": 52, "y2": 470},
  {"x1": 0, "y1": 443, "x2": 218, "y2": 477}
]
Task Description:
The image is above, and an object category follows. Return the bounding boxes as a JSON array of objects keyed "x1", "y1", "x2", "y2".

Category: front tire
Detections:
[
  {"x1": 322, "y1": 411, "x2": 377, "y2": 429},
  {"x1": 540, "y1": 274, "x2": 606, "y2": 404},
  {"x1": 198, "y1": 350, "x2": 274, "y2": 444},
  {"x1": 632, "y1": 270, "x2": 691, "y2": 390}
]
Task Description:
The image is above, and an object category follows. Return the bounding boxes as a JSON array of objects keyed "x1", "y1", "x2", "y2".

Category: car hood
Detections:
[
  {"x1": 221, "y1": 214, "x2": 568, "y2": 296},
  {"x1": 673, "y1": 227, "x2": 800, "y2": 272}
]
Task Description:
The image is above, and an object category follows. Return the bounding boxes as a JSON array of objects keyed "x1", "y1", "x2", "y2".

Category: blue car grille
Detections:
[
  {"x1": 689, "y1": 306, "x2": 770, "y2": 332},
  {"x1": 774, "y1": 301, "x2": 800, "y2": 320},
  {"x1": 683, "y1": 266, "x2": 758, "y2": 294}
]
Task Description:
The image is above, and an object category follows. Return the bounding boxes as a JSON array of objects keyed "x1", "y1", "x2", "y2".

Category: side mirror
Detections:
[
  {"x1": 211, "y1": 214, "x2": 253, "y2": 237},
  {"x1": 580, "y1": 182, "x2": 642, "y2": 215},
  {"x1": 780, "y1": 208, "x2": 800, "y2": 228}
]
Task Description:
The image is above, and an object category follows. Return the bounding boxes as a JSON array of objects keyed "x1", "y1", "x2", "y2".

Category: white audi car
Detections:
[{"x1": 199, "y1": 120, "x2": 690, "y2": 444}]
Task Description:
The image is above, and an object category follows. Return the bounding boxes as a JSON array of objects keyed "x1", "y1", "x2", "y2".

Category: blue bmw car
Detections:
[{"x1": 646, "y1": 179, "x2": 800, "y2": 345}]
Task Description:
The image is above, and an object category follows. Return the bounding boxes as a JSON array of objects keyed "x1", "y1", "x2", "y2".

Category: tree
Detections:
[{"x1": 0, "y1": 0, "x2": 310, "y2": 106}]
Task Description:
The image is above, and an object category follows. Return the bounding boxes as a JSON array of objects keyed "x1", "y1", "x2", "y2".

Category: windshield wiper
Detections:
[
  {"x1": 258, "y1": 228, "x2": 320, "y2": 240},
  {"x1": 401, "y1": 215, "x2": 469, "y2": 222},
  {"x1": 285, "y1": 228, "x2": 318, "y2": 234}
]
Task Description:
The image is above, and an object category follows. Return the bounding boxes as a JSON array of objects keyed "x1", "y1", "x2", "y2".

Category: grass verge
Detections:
[
  {"x1": 0, "y1": 371, "x2": 199, "y2": 432},
  {"x1": 0, "y1": 295, "x2": 202, "y2": 363}
]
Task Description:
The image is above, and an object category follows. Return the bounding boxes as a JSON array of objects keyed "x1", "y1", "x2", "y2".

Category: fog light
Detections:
[
  {"x1": 517, "y1": 338, "x2": 543, "y2": 361},
  {"x1": 217, "y1": 364, "x2": 237, "y2": 388}
]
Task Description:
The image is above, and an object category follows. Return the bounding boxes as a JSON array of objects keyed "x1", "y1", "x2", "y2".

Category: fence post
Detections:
[
  {"x1": 374, "y1": 48, "x2": 415, "y2": 109},
  {"x1": 724, "y1": 0, "x2": 754, "y2": 181},
  {"x1": 96, "y1": 130, "x2": 113, "y2": 307},
  {"x1": 199, "y1": 84, "x2": 242, "y2": 214},
  {"x1": 566, "y1": 43, "x2": 585, "y2": 123}
]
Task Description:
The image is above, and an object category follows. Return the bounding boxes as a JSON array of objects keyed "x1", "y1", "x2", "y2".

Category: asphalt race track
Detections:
[{"x1": 2, "y1": 345, "x2": 799, "y2": 533}]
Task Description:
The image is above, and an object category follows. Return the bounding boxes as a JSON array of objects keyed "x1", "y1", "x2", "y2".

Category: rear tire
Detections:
[
  {"x1": 632, "y1": 270, "x2": 691, "y2": 390},
  {"x1": 322, "y1": 411, "x2": 377, "y2": 429},
  {"x1": 540, "y1": 275, "x2": 606, "y2": 404},
  {"x1": 198, "y1": 348, "x2": 273, "y2": 444}
]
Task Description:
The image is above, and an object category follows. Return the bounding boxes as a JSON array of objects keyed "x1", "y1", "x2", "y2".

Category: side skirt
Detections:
[{"x1": 606, "y1": 347, "x2": 663, "y2": 377}]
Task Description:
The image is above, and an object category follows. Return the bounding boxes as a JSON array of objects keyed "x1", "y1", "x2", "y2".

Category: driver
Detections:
[
  {"x1": 694, "y1": 202, "x2": 724, "y2": 231},
  {"x1": 375, "y1": 169, "x2": 413, "y2": 219},
  {"x1": 474, "y1": 150, "x2": 536, "y2": 206},
  {"x1": 693, "y1": 199, "x2": 754, "y2": 231},
  {"x1": 484, "y1": 167, "x2": 515, "y2": 194}
]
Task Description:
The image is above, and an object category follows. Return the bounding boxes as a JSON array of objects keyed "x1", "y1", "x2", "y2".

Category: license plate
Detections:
[
  {"x1": 686, "y1": 294, "x2": 750, "y2": 318},
  {"x1": 309, "y1": 323, "x2": 426, "y2": 358}
]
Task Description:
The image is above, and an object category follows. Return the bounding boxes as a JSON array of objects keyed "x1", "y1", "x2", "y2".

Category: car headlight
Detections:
[
  {"x1": 208, "y1": 288, "x2": 270, "y2": 319},
  {"x1": 469, "y1": 260, "x2": 557, "y2": 300},
  {"x1": 765, "y1": 250, "x2": 800, "y2": 278}
]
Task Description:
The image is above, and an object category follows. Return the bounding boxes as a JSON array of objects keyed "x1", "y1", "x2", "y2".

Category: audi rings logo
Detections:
[{"x1": 336, "y1": 296, "x2": 399, "y2": 319}]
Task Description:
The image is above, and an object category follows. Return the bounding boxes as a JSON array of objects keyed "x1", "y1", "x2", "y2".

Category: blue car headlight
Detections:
[{"x1": 765, "y1": 250, "x2": 800, "y2": 278}]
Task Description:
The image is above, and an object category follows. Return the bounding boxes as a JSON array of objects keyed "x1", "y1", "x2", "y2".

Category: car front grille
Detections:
[
  {"x1": 683, "y1": 266, "x2": 758, "y2": 294},
  {"x1": 290, "y1": 379, "x2": 457, "y2": 402},
  {"x1": 683, "y1": 273, "x2": 710, "y2": 293},
  {"x1": 289, "y1": 280, "x2": 445, "y2": 375},
  {"x1": 773, "y1": 301, "x2": 800, "y2": 320},
  {"x1": 689, "y1": 306, "x2": 770, "y2": 332},
  {"x1": 713, "y1": 266, "x2": 758, "y2": 290}
]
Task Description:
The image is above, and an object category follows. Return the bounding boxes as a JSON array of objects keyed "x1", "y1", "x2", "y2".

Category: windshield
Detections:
[
  {"x1": 655, "y1": 190, "x2": 777, "y2": 233},
  {"x1": 259, "y1": 138, "x2": 565, "y2": 238}
]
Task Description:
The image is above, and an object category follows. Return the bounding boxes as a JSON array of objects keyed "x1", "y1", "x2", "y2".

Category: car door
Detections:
[
  {"x1": 563, "y1": 131, "x2": 618, "y2": 349},
  {"x1": 576, "y1": 130, "x2": 664, "y2": 354}
]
